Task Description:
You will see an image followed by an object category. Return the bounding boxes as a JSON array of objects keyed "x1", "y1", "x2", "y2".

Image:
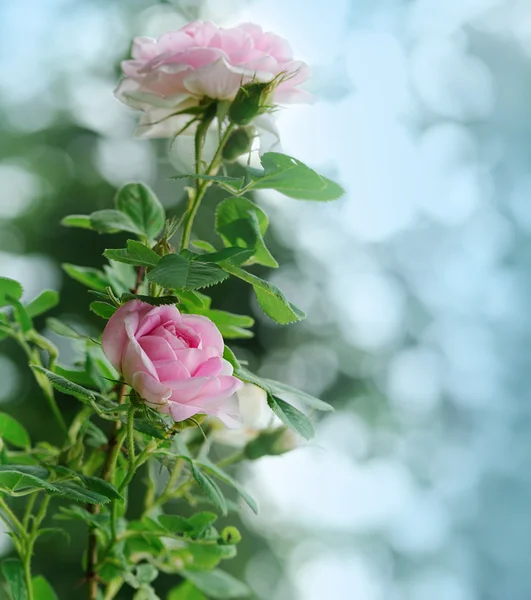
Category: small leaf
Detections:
[
  {"x1": 267, "y1": 395, "x2": 314, "y2": 440},
  {"x1": 89, "y1": 209, "x2": 142, "y2": 235},
  {"x1": 31, "y1": 576, "x2": 58, "y2": 600},
  {"x1": 219, "y1": 263, "x2": 304, "y2": 324},
  {"x1": 90, "y1": 301, "x2": 117, "y2": 320},
  {"x1": 120, "y1": 294, "x2": 179, "y2": 307},
  {"x1": 115, "y1": 183, "x2": 165, "y2": 240},
  {"x1": 183, "y1": 570, "x2": 251, "y2": 600},
  {"x1": 46, "y1": 318, "x2": 83, "y2": 339},
  {"x1": 104, "y1": 240, "x2": 160, "y2": 268},
  {"x1": 25, "y1": 290, "x2": 59, "y2": 318},
  {"x1": 216, "y1": 197, "x2": 277, "y2": 268},
  {"x1": 52, "y1": 481, "x2": 112, "y2": 505},
  {"x1": 202, "y1": 309, "x2": 254, "y2": 340},
  {"x1": 259, "y1": 377, "x2": 333, "y2": 412},
  {"x1": 0, "y1": 465, "x2": 56, "y2": 496},
  {"x1": 222, "y1": 346, "x2": 241, "y2": 371},
  {"x1": 193, "y1": 248, "x2": 253, "y2": 265},
  {"x1": 248, "y1": 153, "x2": 344, "y2": 201},
  {"x1": 2, "y1": 558, "x2": 28, "y2": 600},
  {"x1": 243, "y1": 427, "x2": 291, "y2": 460},
  {"x1": 60, "y1": 214, "x2": 92, "y2": 230},
  {"x1": 191, "y1": 240, "x2": 217, "y2": 253},
  {"x1": 189, "y1": 463, "x2": 227, "y2": 515},
  {"x1": 148, "y1": 254, "x2": 228, "y2": 291},
  {"x1": 196, "y1": 459, "x2": 258, "y2": 514},
  {"x1": 9, "y1": 297, "x2": 32, "y2": 333},
  {"x1": 168, "y1": 581, "x2": 207, "y2": 600},
  {"x1": 0, "y1": 413, "x2": 30, "y2": 449},
  {"x1": 31, "y1": 366, "x2": 96, "y2": 403},
  {"x1": 63, "y1": 264, "x2": 109, "y2": 292},
  {"x1": 0, "y1": 278, "x2": 23, "y2": 308}
]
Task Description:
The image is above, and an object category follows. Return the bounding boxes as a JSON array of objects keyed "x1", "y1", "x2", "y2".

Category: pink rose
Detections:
[
  {"x1": 102, "y1": 300, "x2": 242, "y2": 426},
  {"x1": 115, "y1": 20, "x2": 310, "y2": 138}
]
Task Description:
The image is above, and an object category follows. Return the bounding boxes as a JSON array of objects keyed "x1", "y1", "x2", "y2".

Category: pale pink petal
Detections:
[
  {"x1": 168, "y1": 402, "x2": 202, "y2": 422},
  {"x1": 132, "y1": 371, "x2": 171, "y2": 405},
  {"x1": 193, "y1": 357, "x2": 223, "y2": 378},
  {"x1": 180, "y1": 314, "x2": 224, "y2": 354},
  {"x1": 102, "y1": 300, "x2": 150, "y2": 369},
  {"x1": 170, "y1": 323, "x2": 200, "y2": 349},
  {"x1": 138, "y1": 335, "x2": 176, "y2": 362},
  {"x1": 155, "y1": 359, "x2": 190, "y2": 383},
  {"x1": 131, "y1": 37, "x2": 159, "y2": 60},
  {"x1": 122, "y1": 336, "x2": 158, "y2": 384},
  {"x1": 167, "y1": 378, "x2": 212, "y2": 404},
  {"x1": 219, "y1": 358, "x2": 234, "y2": 377},
  {"x1": 183, "y1": 60, "x2": 243, "y2": 100},
  {"x1": 173, "y1": 347, "x2": 218, "y2": 374}
]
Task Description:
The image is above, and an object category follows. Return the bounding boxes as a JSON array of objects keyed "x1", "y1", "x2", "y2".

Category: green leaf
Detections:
[
  {"x1": 46, "y1": 318, "x2": 83, "y2": 339},
  {"x1": 248, "y1": 153, "x2": 344, "y2": 201},
  {"x1": 0, "y1": 413, "x2": 30, "y2": 449},
  {"x1": 52, "y1": 481, "x2": 112, "y2": 505},
  {"x1": 104, "y1": 240, "x2": 160, "y2": 268},
  {"x1": 30, "y1": 366, "x2": 95, "y2": 403},
  {"x1": 81, "y1": 475, "x2": 122, "y2": 501},
  {"x1": 89, "y1": 301, "x2": 117, "y2": 320},
  {"x1": 189, "y1": 463, "x2": 227, "y2": 516},
  {"x1": 0, "y1": 278, "x2": 23, "y2": 308},
  {"x1": 267, "y1": 395, "x2": 314, "y2": 440},
  {"x1": 219, "y1": 263, "x2": 304, "y2": 324},
  {"x1": 243, "y1": 427, "x2": 291, "y2": 460},
  {"x1": 183, "y1": 570, "x2": 250, "y2": 599},
  {"x1": 215, "y1": 197, "x2": 278, "y2": 267},
  {"x1": 201, "y1": 309, "x2": 254, "y2": 340},
  {"x1": 61, "y1": 214, "x2": 93, "y2": 230},
  {"x1": 89, "y1": 209, "x2": 142, "y2": 235},
  {"x1": 259, "y1": 377, "x2": 333, "y2": 412},
  {"x1": 148, "y1": 254, "x2": 228, "y2": 291},
  {"x1": 25, "y1": 290, "x2": 59, "y2": 318},
  {"x1": 2, "y1": 559, "x2": 28, "y2": 600},
  {"x1": 196, "y1": 459, "x2": 258, "y2": 514},
  {"x1": 168, "y1": 581, "x2": 207, "y2": 600},
  {"x1": 9, "y1": 298, "x2": 32, "y2": 333},
  {"x1": 176, "y1": 290, "x2": 211, "y2": 310},
  {"x1": 191, "y1": 240, "x2": 217, "y2": 253},
  {"x1": 0, "y1": 465, "x2": 56, "y2": 496},
  {"x1": 222, "y1": 346, "x2": 241, "y2": 371},
  {"x1": 63, "y1": 264, "x2": 109, "y2": 292},
  {"x1": 192, "y1": 248, "x2": 253, "y2": 265},
  {"x1": 120, "y1": 293, "x2": 179, "y2": 307},
  {"x1": 115, "y1": 183, "x2": 165, "y2": 240},
  {"x1": 31, "y1": 576, "x2": 58, "y2": 600},
  {"x1": 236, "y1": 366, "x2": 332, "y2": 412}
]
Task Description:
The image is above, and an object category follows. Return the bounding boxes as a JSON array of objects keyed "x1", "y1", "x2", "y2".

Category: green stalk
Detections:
[{"x1": 180, "y1": 122, "x2": 236, "y2": 250}]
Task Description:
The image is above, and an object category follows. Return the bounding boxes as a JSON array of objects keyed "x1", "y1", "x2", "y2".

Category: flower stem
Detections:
[
  {"x1": 180, "y1": 122, "x2": 236, "y2": 250},
  {"x1": 86, "y1": 383, "x2": 128, "y2": 599}
]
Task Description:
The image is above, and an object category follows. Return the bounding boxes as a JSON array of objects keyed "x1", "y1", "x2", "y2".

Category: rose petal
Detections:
[
  {"x1": 180, "y1": 314, "x2": 224, "y2": 354},
  {"x1": 102, "y1": 300, "x2": 151, "y2": 369},
  {"x1": 132, "y1": 371, "x2": 171, "y2": 405}
]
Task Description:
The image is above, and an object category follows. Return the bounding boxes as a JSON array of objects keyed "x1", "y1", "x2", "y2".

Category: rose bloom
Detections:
[
  {"x1": 115, "y1": 20, "x2": 310, "y2": 138},
  {"x1": 102, "y1": 300, "x2": 242, "y2": 426}
]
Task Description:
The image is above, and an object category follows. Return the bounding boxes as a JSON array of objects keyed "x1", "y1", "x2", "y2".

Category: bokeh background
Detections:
[{"x1": 1, "y1": 0, "x2": 530, "y2": 598}]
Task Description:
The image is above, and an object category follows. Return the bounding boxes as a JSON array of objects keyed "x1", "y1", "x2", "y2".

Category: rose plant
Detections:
[{"x1": 0, "y1": 20, "x2": 342, "y2": 600}]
